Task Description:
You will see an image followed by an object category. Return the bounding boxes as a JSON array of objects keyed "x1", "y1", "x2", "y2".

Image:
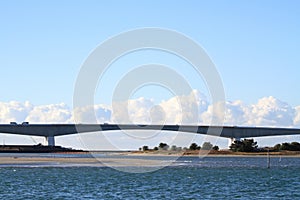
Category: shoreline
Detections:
[
  {"x1": 1, "y1": 149, "x2": 299, "y2": 157},
  {"x1": 127, "y1": 150, "x2": 300, "y2": 157},
  {"x1": 0, "y1": 151, "x2": 299, "y2": 167}
]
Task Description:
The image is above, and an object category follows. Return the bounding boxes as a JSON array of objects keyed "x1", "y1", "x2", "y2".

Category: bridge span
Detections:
[{"x1": 0, "y1": 124, "x2": 299, "y2": 146}]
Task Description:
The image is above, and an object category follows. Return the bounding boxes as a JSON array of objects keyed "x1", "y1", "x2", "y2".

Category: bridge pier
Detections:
[{"x1": 45, "y1": 136, "x2": 55, "y2": 146}]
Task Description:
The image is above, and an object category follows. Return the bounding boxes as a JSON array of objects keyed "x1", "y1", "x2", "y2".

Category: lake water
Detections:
[{"x1": 0, "y1": 155, "x2": 299, "y2": 199}]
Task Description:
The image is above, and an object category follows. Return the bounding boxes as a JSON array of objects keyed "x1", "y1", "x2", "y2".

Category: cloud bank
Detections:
[{"x1": 0, "y1": 91, "x2": 299, "y2": 128}]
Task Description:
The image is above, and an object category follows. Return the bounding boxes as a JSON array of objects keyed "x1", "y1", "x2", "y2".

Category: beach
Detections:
[{"x1": 0, "y1": 151, "x2": 299, "y2": 167}]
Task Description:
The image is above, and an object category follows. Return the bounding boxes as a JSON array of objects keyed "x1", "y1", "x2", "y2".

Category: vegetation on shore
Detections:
[
  {"x1": 139, "y1": 142, "x2": 219, "y2": 153},
  {"x1": 273, "y1": 142, "x2": 300, "y2": 151},
  {"x1": 230, "y1": 139, "x2": 300, "y2": 152},
  {"x1": 138, "y1": 139, "x2": 300, "y2": 155},
  {"x1": 230, "y1": 139, "x2": 258, "y2": 152}
]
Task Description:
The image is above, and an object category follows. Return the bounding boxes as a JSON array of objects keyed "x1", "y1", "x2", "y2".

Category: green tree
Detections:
[
  {"x1": 142, "y1": 146, "x2": 149, "y2": 151},
  {"x1": 212, "y1": 145, "x2": 219, "y2": 151},
  {"x1": 279, "y1": 142, "x2": 300, "y2": 151},
  {"x1": 273, "y1": 144, "x2": 281, "y2": 151},
  {"x1": 230, "y1": 139, "x2": 258, "y2": 152},
  {"x1": 291, "y1": 142, "x2": 300, "y2": 151},
  {"x1": 189, "y1": 143, "x2": 200, "y2": 150},
  {"x1": 170, "y1": 145, "x2": 178, "y2": 151},
  {"x1": 280, "y1": 142, "x2": 290, "y2": 151},
  {"x1": 202, "y1": 142, "x2": 213, "y2": 150},
  {"x1": 159, "y1": 143, "x2": 169, "y2": 150}
]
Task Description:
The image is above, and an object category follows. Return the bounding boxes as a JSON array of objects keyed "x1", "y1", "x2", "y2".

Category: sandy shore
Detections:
[
  {"x1": 0, "y1": 151, "x2": 299, "y2": 167},
  {"x1": 0, "y1": 154, "x2": 174, "y2": 167},
  {"x1": 0, "y1": 157, "x2": 98, "y2": 164},
  {"x1": 128, "y1": 150, "x2": 300, "y2": 157}
]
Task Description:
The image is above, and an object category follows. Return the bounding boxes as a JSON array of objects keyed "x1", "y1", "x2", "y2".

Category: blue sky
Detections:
[
  {"x1": 1, "y1": 0, "x2": 300, "y2": 106},
  {"x1": 0, "y1": 1, "x2": 300, "y2": 149}
]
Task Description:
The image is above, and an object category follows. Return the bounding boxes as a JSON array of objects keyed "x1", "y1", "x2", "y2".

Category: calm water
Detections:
[{"x1": 0, "y1": 155, "x2": 300, "y2": 199}]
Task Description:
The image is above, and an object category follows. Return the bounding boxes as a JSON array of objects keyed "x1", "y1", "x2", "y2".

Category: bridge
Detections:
[{"x1": 0, "y1": 123, "x2": 299, "y2": 146}]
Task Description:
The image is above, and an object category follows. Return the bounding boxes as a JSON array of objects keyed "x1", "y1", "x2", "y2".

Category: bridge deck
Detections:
[{"x1": 0, "y1": 124, "x2": 299, "y2": 138}]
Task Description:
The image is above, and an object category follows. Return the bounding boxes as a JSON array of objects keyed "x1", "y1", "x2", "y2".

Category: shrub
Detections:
[{"x1": 202, "y1": 142, "x2": 213, "y2": 150}]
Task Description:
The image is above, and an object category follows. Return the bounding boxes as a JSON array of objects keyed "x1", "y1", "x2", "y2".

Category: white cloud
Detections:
[
  {"x1": 111, "y1": 97, "x2": 154, "y2": 124},
  {"x1": 0, "y1": 92, "x2": 300, "y2": 149},
  {"x1": 73, "y1": 104, "x2": 111, "y2": 123},
  {"x1": 110, "y1": 90, "x2": 209, "y2": 125},
  {"x1": 94, "y1": 104, "x2": 112, "y2": 123},
  {"x1": 0, "y1": 101, "x2": 33, "y2": 123},
  {"x1": 223, "y1": 100, "x2": 249, "y2": 125},
  {"x1": 294, "y1": 106, "x2": 300, "y2": 126},
  {"x1": 245, "y1": 96, "x2": 295, "y2": 127},
  {"x1": 0, "y1": 93, "x2": 299, "y2": 128},
  {"x1": 25, "y1": 103, "x2": 72, "y2": 124},
  {"x1": 160, "y1": 90, "x2": 207, "y2": 124}
]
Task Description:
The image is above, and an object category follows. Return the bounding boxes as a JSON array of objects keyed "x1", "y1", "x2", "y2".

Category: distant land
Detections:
[
  {"x1": 130, "y1": 150, "x2": 300, "y2": 157},
  {"x1": 0, "y1": 144, "x2": 86, "y2": 153}
]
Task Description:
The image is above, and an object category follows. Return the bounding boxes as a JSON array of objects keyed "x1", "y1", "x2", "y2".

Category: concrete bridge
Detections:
[{"x1": 0, "y1": 123, "x2": 299, "y2": 146}]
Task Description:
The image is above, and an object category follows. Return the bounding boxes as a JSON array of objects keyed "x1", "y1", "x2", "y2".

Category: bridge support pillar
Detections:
[{"x1": 46, "y1": 136, "x2": 55, "y2": 146}]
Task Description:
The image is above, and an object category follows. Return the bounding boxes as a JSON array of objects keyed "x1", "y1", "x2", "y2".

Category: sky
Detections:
[{"x1": 0, "y1": 1, "x2": 300, "y2": 149}]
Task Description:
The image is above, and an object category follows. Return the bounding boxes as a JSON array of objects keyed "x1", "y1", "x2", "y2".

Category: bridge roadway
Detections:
[{"x1": 0, "y1": 124, "x2": 299, "y2": 146}]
